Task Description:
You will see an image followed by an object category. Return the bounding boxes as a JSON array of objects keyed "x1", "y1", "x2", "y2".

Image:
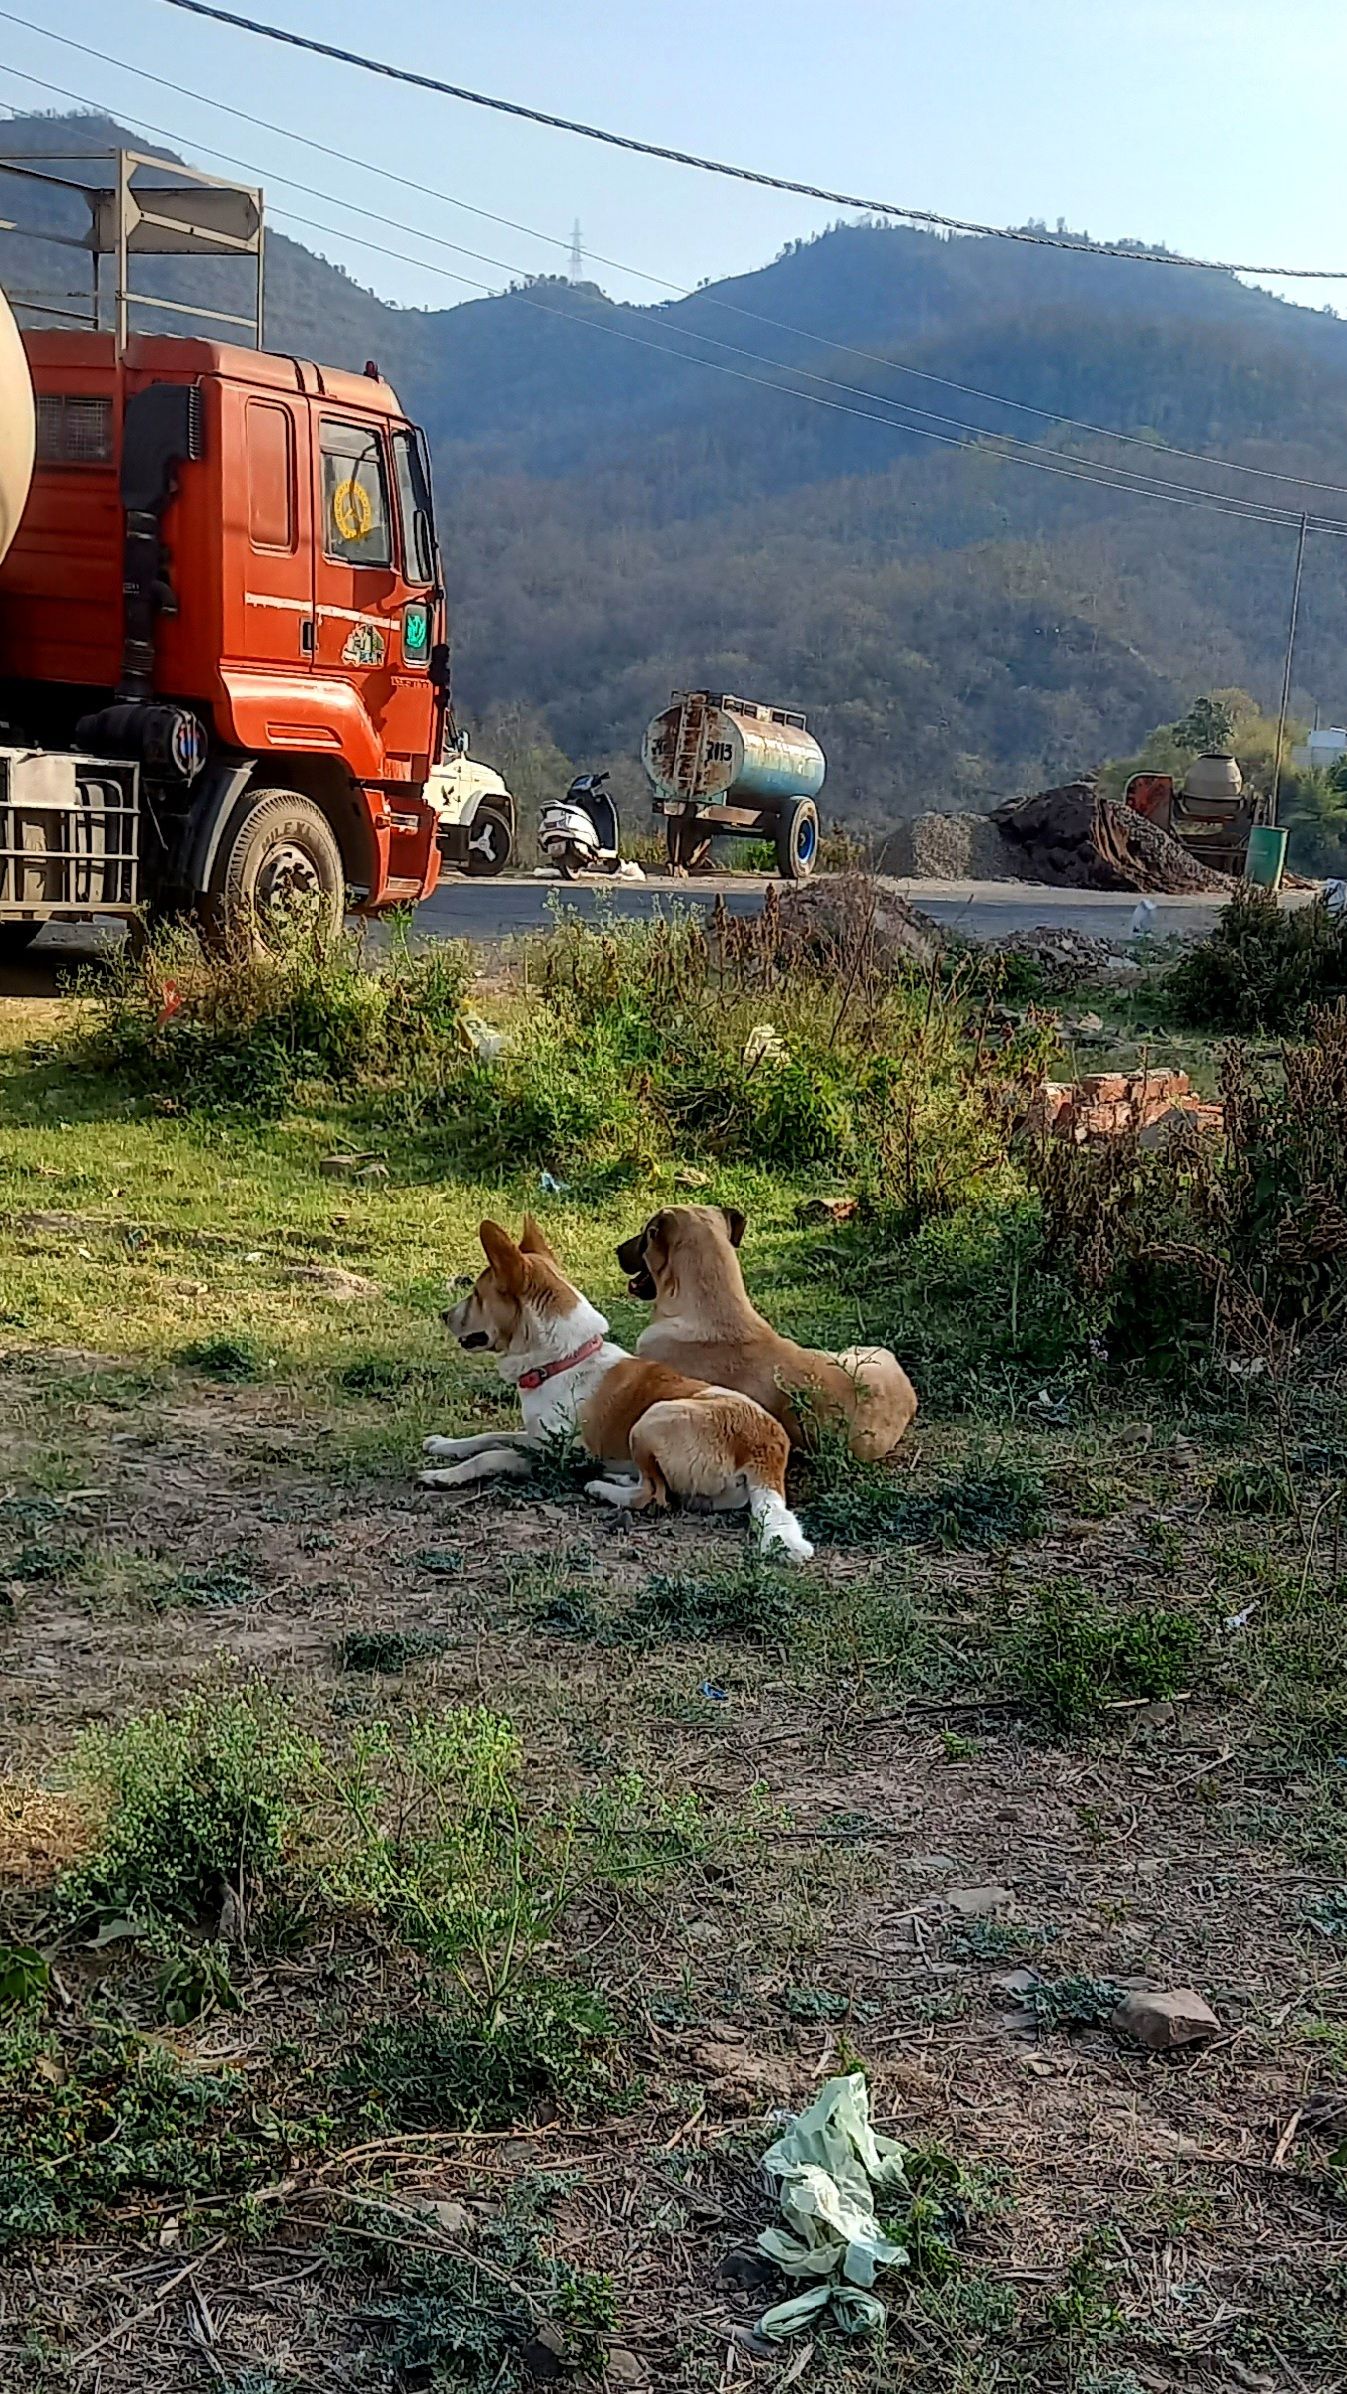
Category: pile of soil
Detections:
[
  {"x1": 881, "y1": 779, "x2": 1236, "y2": 895},
  {"x1": 773, "y1": 873, "x2": 948, "y2": 969},
  {"x1": 991, "y1": 780, "x2": 1234, "y2": 895}
]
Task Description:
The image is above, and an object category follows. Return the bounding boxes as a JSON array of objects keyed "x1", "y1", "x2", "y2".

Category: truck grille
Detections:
[{"x1": 35, "y1": 395, "x2": 114, "y2": 466}]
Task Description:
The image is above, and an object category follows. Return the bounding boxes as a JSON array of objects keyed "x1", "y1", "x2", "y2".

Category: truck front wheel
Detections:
[
  {"x1": 208, "y1": 789, "x2": 345, "y2": 946},
  {"x1": 776, "y1": 798, "x2": 820, "y2": 882},
  {"x1": 465, "y1": 802, "x2": 512, "y2": 876}
]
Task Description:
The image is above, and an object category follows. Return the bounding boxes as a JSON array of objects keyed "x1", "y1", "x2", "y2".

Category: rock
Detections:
[
  {"x1": 605, "y1": 2351, "x2": 647, "y2": 2389},
  {"x1": 318, "y1": 1152, "x2": 381, "y2": 1179},
  {"x1": 797, "y1": 1195, "x2": 859, "y2": 1227},
  {"x1": 423, "y1": 2196, "x2": 475, "y2": 2238},
  {"x1": 1069, "y1": 1012, "x2": 1105, "y2": 1035},
  {"x1": 941, "y1": 1885, "x2": 1013, "y2": 1918},
  {"x1": 992, "y1": 1967, "x2": 1042, "y2": 1996},
  {"x1": 1110, "y1": 1987, "x2": 1221, "y2": 2050},
  {"x1": 285, "y1": 1264, "x2": 379, "y2": 1300}
]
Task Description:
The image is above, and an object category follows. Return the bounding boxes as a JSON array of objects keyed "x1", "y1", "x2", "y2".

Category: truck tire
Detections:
[
  {"x1": 0, "y1": 922, "x2": 41, "y2": 959},
  {"x1": 465, "y1": 802, "x2": 512, "y2": 877},
  {"x1": 208, "y1": 789, "x2": 345, "y2": 946},
  {"x1": 776, "y1": 797, "x2": 819, "y2": 881}
]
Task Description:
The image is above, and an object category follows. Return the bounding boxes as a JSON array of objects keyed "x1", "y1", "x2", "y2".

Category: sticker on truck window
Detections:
[
  {"x1": 341, "y1": 620, "x2": 387, "y2": 667},
  {"x1": 331, "y1": 476, "x2": 374, "y2": 544}
]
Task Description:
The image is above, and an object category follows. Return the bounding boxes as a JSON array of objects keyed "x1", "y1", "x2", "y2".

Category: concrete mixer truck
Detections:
[{"x1": 0, "y1": 149, "x2": 514, "y2": 954}]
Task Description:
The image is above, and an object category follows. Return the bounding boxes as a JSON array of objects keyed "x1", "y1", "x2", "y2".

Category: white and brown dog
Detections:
[{"x1": 419, "y1": 1217, "x2": 813, "y2": 1563}]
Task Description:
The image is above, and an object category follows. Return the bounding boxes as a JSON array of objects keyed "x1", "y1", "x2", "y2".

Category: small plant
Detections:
[
  {"x1": 1211, "y1": 1460, "x2": 1297, "y2": 1517},
  {"x1": 0, "y1": 1946, "x2": 50, "y2": 2015},
  {"x1": 150, "y1": 1562, "x2": 260, "y2": 1611},
  {"x1": 1167, "y1": 889, "x2": 1347, "y2": 1034},
  {"x1": 1027, "y1": 1973, "x2": 1126, "y2": 2031},
  {"x1": 57, "y1": 1686, "x2": 306, "y2": 1929},
  {"x1": 337, "y1": 1628, "x2": 450, "y2": 1673},
  {"x1": 807, "y1": 1460, "x2": 1045, "y2": 1551},
  {"x1": 642, "y1": 1557, "x2": 797, "y2": 1643},
  {"x1": 155, "y1": 1941, "x2": 241, "y2": 2026},
  {"x1": 1008, "y1": 1585, "x2": 1205, "y2": 1735},
  {"x1": 178, "y1": 1335, "x2": 267, "y2": 1383},
  {"x1": 344, "y1": 1981, "x2": 619, "y2": 2130}
]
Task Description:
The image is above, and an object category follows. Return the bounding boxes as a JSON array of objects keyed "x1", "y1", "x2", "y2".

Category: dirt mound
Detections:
[
  {"x1": 772, "y1": 873, "x2": 948, "y2": 968},
  {"x1": 991, "y1": 780, "x2": 1233, "y2": 895}
]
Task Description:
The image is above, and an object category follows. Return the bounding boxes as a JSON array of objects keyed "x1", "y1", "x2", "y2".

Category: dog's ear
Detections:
[
  {"x1": 519, "y1": 1213, "x2": 557, "y2": 1260},
  {"x1": 644, "y1": 1210, "x2": 671, "y2": 1278},
  {"x1": 479, "y1": 1218, "x2": 526, "y2": 1294},
  {"x1": 720, "y1": 1205, "x2": 747, "y2": 1249}
]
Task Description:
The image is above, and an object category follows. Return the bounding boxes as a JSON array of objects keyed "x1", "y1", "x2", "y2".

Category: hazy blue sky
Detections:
[{"x1": 1, "y1": 0, "x2": 1345, "y2": 316}]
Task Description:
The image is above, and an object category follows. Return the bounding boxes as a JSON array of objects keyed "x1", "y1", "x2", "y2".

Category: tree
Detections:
[{"x1": 1169, "y1": 695, "x2": 1238, "y2": 754}]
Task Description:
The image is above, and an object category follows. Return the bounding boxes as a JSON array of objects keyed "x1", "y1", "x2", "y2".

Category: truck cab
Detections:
[{"x1": 0, "y1": 149, "x2": 513, "y2": 945}]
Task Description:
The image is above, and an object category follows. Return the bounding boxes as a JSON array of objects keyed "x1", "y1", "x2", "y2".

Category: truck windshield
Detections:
[{"x1": 392, "y1": 429, "x2": 437, "y2": 587}]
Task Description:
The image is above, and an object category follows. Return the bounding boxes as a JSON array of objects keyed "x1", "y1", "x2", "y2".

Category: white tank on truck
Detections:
[
  {"x1": 0, "y1": 285, "x2": 35, "y2": 569},
  {"x1": 641, "y1": 688, "x2": 825, "y2": 878}
]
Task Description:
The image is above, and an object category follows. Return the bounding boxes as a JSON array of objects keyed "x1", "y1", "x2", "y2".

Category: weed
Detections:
[
  {"x1": 0, "y1": 1946, "x2": 50, "y2": 2015},
  {"x1": 57, "y1": 1686, "x2": 306, "y2": 1929},
  {"x1": 1008, "y1": 1585, "x2": 1205, "y2": 1735},
  {"x1": 1041, "y1": 2238, "x2": 1128, "y2": 2346},
  {"x1": 337, "y1": 1628, "x2": 450, "y2": 1673},
  {"x1": 642, "y1": 1557, "x2": 797, "y2": 1643},
  {"x1": 1027, "y1": 1973, "x2": 1127, "y2": 2030},
  {"x1": 344, "y1": 1981, "x2": 619, "y2": 2130},
  {"x1": 1211, "y1": 1460, "x2": 1298, "y2": 1516},
  {"x1": 781, "y1": 1985, "x2": 852, "y2": 2023},
  {"x1": 807, "y1": 1459, "x2": 1045, "y2": 1551},
  {"x1": 948, "y1": 1918, "x2": 1044, "y2": 1962},
  {"x1": 894, "y1": 2144, "x2": 1005, "y2": 2286},
  {"x1": 178, "y1": 1334, "x2": 267, "y2": 1382},
  {"x1": 155, "y1": 1940, "x2": 242, "y2": 2025},
  {"x1": 149, "y1": 1562, "x2": 260, "y2": 1611},
  {"x1": 72, "y1": 911, "x2": 470, "y2": 1117},
  {"x1": 0, "y1": 2027, "x2": 296, "y2": 2246},
  {"x1": 414, "y1": 1545, "x2": 465, "y2": 1576}
]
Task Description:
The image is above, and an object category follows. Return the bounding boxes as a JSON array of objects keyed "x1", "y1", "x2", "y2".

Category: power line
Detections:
[
  {"x1": 10, "y1": 11, "x2": 1347, "y2": 506},
  {"x1": 0, "y1": 53, "x2": 1317, "y2": 533},
  {"x1": 152, "y1": 0, "x2": 1347, "y2": 287}
]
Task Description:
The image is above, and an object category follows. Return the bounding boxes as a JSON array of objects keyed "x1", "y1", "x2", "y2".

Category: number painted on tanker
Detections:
[{"x1": 331, "y1": 476, "x2": 374, "y2": 544}]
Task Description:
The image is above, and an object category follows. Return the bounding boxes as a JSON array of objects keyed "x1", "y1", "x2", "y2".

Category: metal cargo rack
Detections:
[{"x1": 0, "y1": 747, "x2": 140, "y2": 917}]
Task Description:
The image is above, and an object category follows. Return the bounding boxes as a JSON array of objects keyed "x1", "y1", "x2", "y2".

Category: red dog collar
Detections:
[{"x1": 517, "y1": 1334, "x2": 605, "y2": 1393}]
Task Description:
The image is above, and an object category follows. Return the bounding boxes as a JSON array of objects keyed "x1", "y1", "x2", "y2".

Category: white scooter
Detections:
[{"x1": 538, "y1": 771, "x2": 622, "y2": 879}]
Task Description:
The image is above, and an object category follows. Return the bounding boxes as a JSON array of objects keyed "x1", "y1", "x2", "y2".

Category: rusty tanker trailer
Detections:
[{"x1": 641, "y1": 688, "x2": 826, "y2": 878}]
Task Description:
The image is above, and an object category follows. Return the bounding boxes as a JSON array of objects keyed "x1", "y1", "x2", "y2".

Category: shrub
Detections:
[
  {"x1": 1009, "y1": 1586, "x2": 1205, "y2": 1734},
  {"x1": 1032, "y1": 1009, "x2": 1347, "y2": 1369},
  {"x1": 74, "y1": 912, "x2": 469, "y2": 1116},
  {"x1": 1167, "y1": 892, "x2": 1347, "y2": 1033},
  {"x1": 641, "y1": 1558, "x2": 798, "y2": 1642},
  {"x1": 57, "y1": 1688, "x2": 306, "y2": 1928}
]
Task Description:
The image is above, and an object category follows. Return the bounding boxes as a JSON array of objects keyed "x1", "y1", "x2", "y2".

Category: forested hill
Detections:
[{"x1": 7, "y1": 111, "x2": 1347, "y2": 821}]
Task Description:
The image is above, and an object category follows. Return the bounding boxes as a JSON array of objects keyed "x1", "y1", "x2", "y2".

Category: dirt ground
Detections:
[{"x1": 3, "y1": 1344, "x2": 1347, "y2": 2393}]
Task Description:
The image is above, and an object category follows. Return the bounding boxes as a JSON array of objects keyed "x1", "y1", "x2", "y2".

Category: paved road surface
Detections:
[
  {"x1": 413, "y1": 872, "x2": 1287, "y2": 946},
  {"x1": 0, "y1": 873, "x2": 1308, "y2": 999}
]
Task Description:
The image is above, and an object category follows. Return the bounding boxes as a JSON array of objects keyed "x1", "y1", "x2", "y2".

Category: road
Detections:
[{"x1": 0, "y1": 873, "x2": 1307, "y2": 999}]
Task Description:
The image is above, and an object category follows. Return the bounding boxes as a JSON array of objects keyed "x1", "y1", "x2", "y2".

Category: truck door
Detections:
[
  {"x1": 310, "y1": 412, "x2": 436, "y2": 780},
  {"x1": 235, "y1": 391, "x2": 313, "y2": 683}
]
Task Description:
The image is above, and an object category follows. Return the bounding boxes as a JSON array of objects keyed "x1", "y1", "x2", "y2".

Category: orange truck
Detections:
[{"x1": 0, "y1": 150, "x2": 513, "y2": 951}]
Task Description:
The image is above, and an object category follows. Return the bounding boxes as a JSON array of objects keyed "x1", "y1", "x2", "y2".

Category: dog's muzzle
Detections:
[{"x1": 616, "y1": 1233, "x2": 656, "y2": 1301}]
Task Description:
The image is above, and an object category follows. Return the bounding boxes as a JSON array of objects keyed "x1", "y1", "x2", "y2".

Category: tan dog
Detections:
[
  {"x1": 420, "y1": 1216, "x2": 813, "y2": 1562},
  {"x1": 616, "y1": 1205, "x2": 917, "y2": 1463}
]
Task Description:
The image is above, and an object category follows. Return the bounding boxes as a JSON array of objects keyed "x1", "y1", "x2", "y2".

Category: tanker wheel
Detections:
[
  {"x1": 666, "y1": 816, "x2": 712, "y2": 875},
  {"x1": 206, "y1": 789, "x2": 345, "y2": 950},
  {"x1": 776, "y1": 797, "x2": 820, "y2": 882}
]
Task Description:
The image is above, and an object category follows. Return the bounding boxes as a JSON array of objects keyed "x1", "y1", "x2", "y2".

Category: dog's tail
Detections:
[{"x1": 748, "y1": 1480, "x2": 814, "y2": 1566}]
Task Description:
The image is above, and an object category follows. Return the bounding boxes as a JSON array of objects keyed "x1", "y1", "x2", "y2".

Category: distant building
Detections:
[{"x1": 1292, "y1": 726, "x2": 1347, "y2": 770}]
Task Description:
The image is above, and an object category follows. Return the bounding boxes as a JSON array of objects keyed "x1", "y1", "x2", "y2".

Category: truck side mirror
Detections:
[{"x1": 428, "y1": 643, "x2": 451, "y2": 692}]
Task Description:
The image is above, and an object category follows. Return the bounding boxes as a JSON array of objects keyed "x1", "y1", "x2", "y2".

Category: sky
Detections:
[{"x1": 0, "y1": 0, "x2": 1345, "y2": 319}]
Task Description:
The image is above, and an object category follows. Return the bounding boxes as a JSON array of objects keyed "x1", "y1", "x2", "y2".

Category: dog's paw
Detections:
[
  {"x1": 422, "y1": 1435, "x2": 459, "y2": 1458},
  {"x1": 418, "y1": 1466, "x2": 464, "y2": 1489}
]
